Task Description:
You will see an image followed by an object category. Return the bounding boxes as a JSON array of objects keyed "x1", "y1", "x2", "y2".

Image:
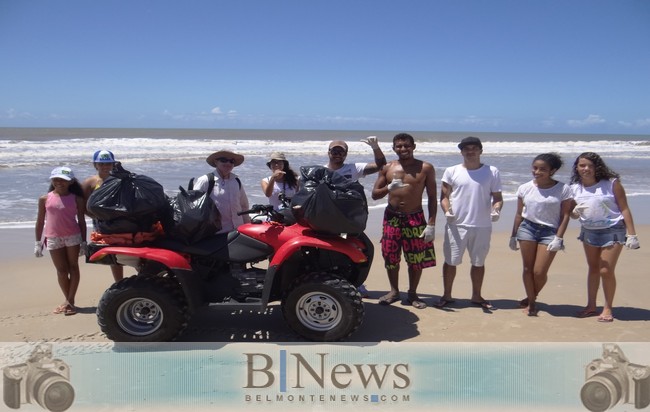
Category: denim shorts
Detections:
[
  {"x1": 516, "y1": 219, "x2": 556, "y2": 245},
  {"x1": 46, "y1": 233, "x2": 83, "y2": 250},
  {"x1": 578, "y1": 221, "x2": 626, "y2": 248}
]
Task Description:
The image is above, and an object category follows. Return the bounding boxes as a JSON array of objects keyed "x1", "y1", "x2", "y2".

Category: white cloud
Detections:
[
  {"x1": 567, "y1": 114, "x2": 606, "y2": 127},
  {"x1": 210, "y1": 107, "x2": 222, "y2": 115},
  {"x1": 2, "y1": 108, "x2": 35, "y2": 119},
  {"x1": 618, "y1": 118, "x2": 650, "y2": 128}
]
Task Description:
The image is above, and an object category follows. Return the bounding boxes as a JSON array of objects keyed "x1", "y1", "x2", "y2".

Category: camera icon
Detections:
[
  {"x1": 3, "y1": 344, "x2": 75, "y2": 412},
  {"x1": 581, "y1": 343, "x2": 650, "y2": 412}
]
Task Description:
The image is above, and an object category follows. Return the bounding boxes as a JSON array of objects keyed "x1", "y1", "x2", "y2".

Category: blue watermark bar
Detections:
[{"x1": 1, "y1": 342, "x2": 648, "y2": 412}]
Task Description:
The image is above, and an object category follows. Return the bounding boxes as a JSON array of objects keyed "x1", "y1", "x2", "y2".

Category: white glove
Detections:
[
  {"x1": 419, "y1": 225, "x2": 435, "y2": 243},
  {"x1": 79, "y1": 241, "x2": 88, "y2": 257},
  {"x1": 509, "y1": 236, "x2": 519, "y2": 251},
  {"x1": 387, "y1": 178, "x2": 409, "y2": 192},
  {"x1": 34, "y1": 241, "x2": 44, "y2": 258},
  {"x1": 547, "y1": 236, "x2": 564, "y2": 252},
  {"x1": 571, "y1": 204, "x2": 589, "y2": 219},
  {"x1": 445, "y1": 209, "x2": 456, "y2": 224},
  {"x1": 490, "y1": 208, "x2": 500, "y2": 222},
  {"x1": 625, "y1": 235, "x2": 640, "y2": 250},
  {"x1": 360, "y1": 135, "x2": 380, "y2": 150}
]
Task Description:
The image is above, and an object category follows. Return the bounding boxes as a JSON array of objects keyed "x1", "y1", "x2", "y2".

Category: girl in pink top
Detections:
[{"x1": 35, "y1": 166, "x2": 87, "y2": 316}]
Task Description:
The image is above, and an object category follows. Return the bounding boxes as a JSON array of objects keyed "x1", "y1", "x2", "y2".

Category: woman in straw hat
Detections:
[{"x1": 261, "y1": 151, "x2": 299, "y2": 210}]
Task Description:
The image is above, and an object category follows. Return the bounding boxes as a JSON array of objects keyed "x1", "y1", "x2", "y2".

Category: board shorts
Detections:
[
  {"x1": 46, "y1": 233, "x2": 83, "y2": 250},
  {"x1": 516, "y1": 219, "x2": 557, "y2": 245},
  {"x1": 443, "y1": 225, "x2": 491, "y2": 266},
  {"x1": 380, "y1": 207, "x2": 436, "y2": 271},
  {"x1": 578, "y1": 221, "x2": 626, "y2": 248}
]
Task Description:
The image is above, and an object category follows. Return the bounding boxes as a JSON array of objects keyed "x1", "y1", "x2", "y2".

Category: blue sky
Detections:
[{"x1": 1, "y1": 0, "x2": 649, "y2": 133}]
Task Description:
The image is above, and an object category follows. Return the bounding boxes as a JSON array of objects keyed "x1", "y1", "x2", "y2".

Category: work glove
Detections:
[
  {"x1": 445, "y1": 209, "x2": 456, "y2": 224},
  {"x1": 490, "y1": 208, "x2": 500, "y2": 222},
  {"x1": 79, "y1": 241, "x2": 88, "y2": 257},
  {"x1": 625, "y1": 235, "x2": 640, "y2": 250},
  {"x1": 571, "y1": 204, "x2": 589, "y2": 219},
  {"x1": 547, "y1": 236, "x2": 564, "y2": 252},
  {"x1": 419, "y1": 225, "x2": 435, "y2": 243},
  {"x1": 34, "y1": 241, "x2": 44, "y2": 258},
  {"x1": 509, "y1": 236, "x2": 519, "y2": 251},
  {"x1": 360, "y1": 135, "x2": 380, "y2": 150},
  {"x1": 387, "y1": 179, "x2": 409, "y2": 192}
]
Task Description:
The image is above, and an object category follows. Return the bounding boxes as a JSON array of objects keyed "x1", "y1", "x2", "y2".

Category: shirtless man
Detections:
[
  {"x1": 371, "y1": 133, "x2": 437, "y2": 309},
  {"x1": 81, "y1": 150, "x2": 123, "y2": 282}
]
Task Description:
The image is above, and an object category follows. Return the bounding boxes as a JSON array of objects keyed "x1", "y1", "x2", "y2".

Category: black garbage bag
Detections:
[
  {"x1": 87, "y1": 162, "x2": 171, "y2": 232},
  {"x1": 168, "y1": 174, "x2": 221, "y2": 244},
  {"x1": 291, "y1": 165, "x2": 368, "y2": 234}
]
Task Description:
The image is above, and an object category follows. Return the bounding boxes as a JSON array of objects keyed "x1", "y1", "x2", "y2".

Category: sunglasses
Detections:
[
  {"x1": 329, "y1": 148, "x2": 347, "y2": 155},
  {"x1": 217, "y1": 157, "x2": 236, "y2": 164}
]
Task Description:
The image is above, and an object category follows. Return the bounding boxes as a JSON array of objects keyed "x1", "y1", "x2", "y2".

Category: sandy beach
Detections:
[{"x1": 1, "y1": 203, "x2": 648, "y2": 344}]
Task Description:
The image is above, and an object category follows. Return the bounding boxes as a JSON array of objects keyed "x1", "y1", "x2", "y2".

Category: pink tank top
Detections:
[{"x1": 44, "y1": 192, "x2": 81, "y2": 238}]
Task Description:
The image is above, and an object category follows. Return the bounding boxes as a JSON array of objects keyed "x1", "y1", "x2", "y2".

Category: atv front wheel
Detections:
[
  {"x1": 97, "y1": 276, "x2": 189, "y2": 342},
  {"x1": 282, "y1": 273, "x2": 363, "y2": 341}
]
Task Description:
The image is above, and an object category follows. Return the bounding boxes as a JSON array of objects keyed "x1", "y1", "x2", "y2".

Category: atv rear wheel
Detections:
[
  {"x1": 282, "y1": 273, "x2": 363, "y2": 341},
  {"x1": 97, "y1": 276, "x2": 189, "y2": 342}
]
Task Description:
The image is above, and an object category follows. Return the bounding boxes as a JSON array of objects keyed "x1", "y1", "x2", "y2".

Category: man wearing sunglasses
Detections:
[
  {"x1": 194, "y1": 149, "x2": 251, "y2": 234},
  {"x1": 325, "y1": 136, "x2": 387, "y2": 298}
]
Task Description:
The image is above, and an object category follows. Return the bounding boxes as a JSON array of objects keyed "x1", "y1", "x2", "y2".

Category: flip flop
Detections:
[
  {"x1": 357, "y1": 284, "x2": 370, "y2": 299},
  {"x1": 518, "y1": 298, "x2": 529, "y2": 308},
  {"x1": 471, "y1": 300, "x2": 496, "y2": 310},
  {"x1": 576, "y1": 309, "x2": 599, "y2": 318},
  {"x1": 597, "y1": 314, "x2": 614, "y2": 323},
  {"x1": 435, "y1": 298, "x2": 456, "y2": 308},
  {"x1": 407, "y1": 295, "x2": 427, "y2": 309},
  {"x1": 52, "y1": 304, "x2": 66, "y2": 314},
  {"x1": 63, "y1": 304, "x2": 77, "y2": 316},
  {"x1": 378, "y1": 293, "x2": 400, "y2": 305}
]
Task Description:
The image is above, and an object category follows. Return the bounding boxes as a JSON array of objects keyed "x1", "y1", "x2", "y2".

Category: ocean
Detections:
[{"x1": 1, "y1": 127, "x2": 649, "y2": 229}]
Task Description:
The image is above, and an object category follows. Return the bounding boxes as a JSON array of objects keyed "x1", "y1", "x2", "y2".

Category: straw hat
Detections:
[
  {"x1": 266, "y1": 152, "x2": 287, "y2": 167},
  {"x1": 206, "y1": 150, "x2": 245, "y2": 167}
]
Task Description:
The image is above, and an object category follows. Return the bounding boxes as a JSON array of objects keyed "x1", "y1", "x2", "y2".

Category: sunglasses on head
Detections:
[{"x1": 217, "y1": 157, "x2": 236, "y2": 164}]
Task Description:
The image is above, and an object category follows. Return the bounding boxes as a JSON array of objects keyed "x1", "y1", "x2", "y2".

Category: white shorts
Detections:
[
  {"x1": 46, "y1": 234, "x2": 82, "y2": 250},
  {"x1": 443, "y1": 225, "x2": 492, "y2": 266}
]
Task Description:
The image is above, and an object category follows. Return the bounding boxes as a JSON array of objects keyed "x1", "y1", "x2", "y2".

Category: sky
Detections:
[{"x1": 1, "y1": 0, "x2": 649, "y2": 134}]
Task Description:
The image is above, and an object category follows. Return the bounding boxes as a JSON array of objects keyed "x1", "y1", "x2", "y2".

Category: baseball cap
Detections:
[
  {"x1": 93, "y1": 150, "x2": 116, "y2": 163},
  {"x1": 329, "y1": 140, "x2": 348, "y2": 151},
  {"x1": 458, "y1": 136, "x2": 483, "y2": 150},
  {"x1": 50, "y1": 166, "x2": 75, "y2": 181}
]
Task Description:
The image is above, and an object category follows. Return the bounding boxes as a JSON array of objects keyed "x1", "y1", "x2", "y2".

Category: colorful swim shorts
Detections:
[{"x1": 380, "y1": 207, "x2": 436, "y2": 271}]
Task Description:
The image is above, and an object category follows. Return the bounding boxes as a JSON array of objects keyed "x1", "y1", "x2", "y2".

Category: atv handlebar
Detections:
[{"x1": 239, "y1": 204, "x2": 295, "y2": 225}]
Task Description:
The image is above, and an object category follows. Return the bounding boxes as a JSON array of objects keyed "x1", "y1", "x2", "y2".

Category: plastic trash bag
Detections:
[
  {"x1": 87, "y1": 162, "x2": 171, "y2": 233},
  {"x1": 291, "y1": 165, "x2": 368, "y2": 234},
  {"x1": 168, "y1": 183, "x2": 221, "y2": 244}
]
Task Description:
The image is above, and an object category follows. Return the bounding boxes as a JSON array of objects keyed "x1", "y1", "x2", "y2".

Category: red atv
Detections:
[{"x1": 87, "y1": 204, "x2": 373, "y2": 342}]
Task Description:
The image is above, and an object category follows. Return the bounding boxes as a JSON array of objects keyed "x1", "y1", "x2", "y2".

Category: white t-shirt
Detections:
[
  {"x1": 517, "y1": 180, "x2": 572, "y2": 228},
  {"x1": 326, "y1": 163, "x2": 367, "y2": 181},
  {"x1": 571, "y1": 178, "x2": 624, "y2": 230},
  {"x1": 262, "y1": 177, "x2": 297, "y2": 210},
  {"x1": 193, "y1": 172, "x2": 249, "y2": 234},
  {"x1": 441, "y1": 164, "x2": 502, "y2": 227}
]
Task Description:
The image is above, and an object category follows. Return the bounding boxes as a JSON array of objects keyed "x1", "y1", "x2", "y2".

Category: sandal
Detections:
[
  {"x1": 597, "y1": 314, "x2": 614, "y2": 323},
  {"x1": 576, "y1": 309, "x2": 599, "y2": 318},
  {"x1": 435, "y1": 297, "x2": 456, "y2": 308},
  {"x1": 407, "y1": 293, "x2": 427, "y2": 309},
  {"x1": 63, "y1": 304, "x2": 77, "y2": 316},
  {"x1": 52, "y1": 304, "x2": 66, "y2": 314},
  {"x1": 378, "y1": 292, "x2": 400, "y2": 305},
  {"x1": 471, "y1": 300, "x2": 496, "y2": 310}
]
